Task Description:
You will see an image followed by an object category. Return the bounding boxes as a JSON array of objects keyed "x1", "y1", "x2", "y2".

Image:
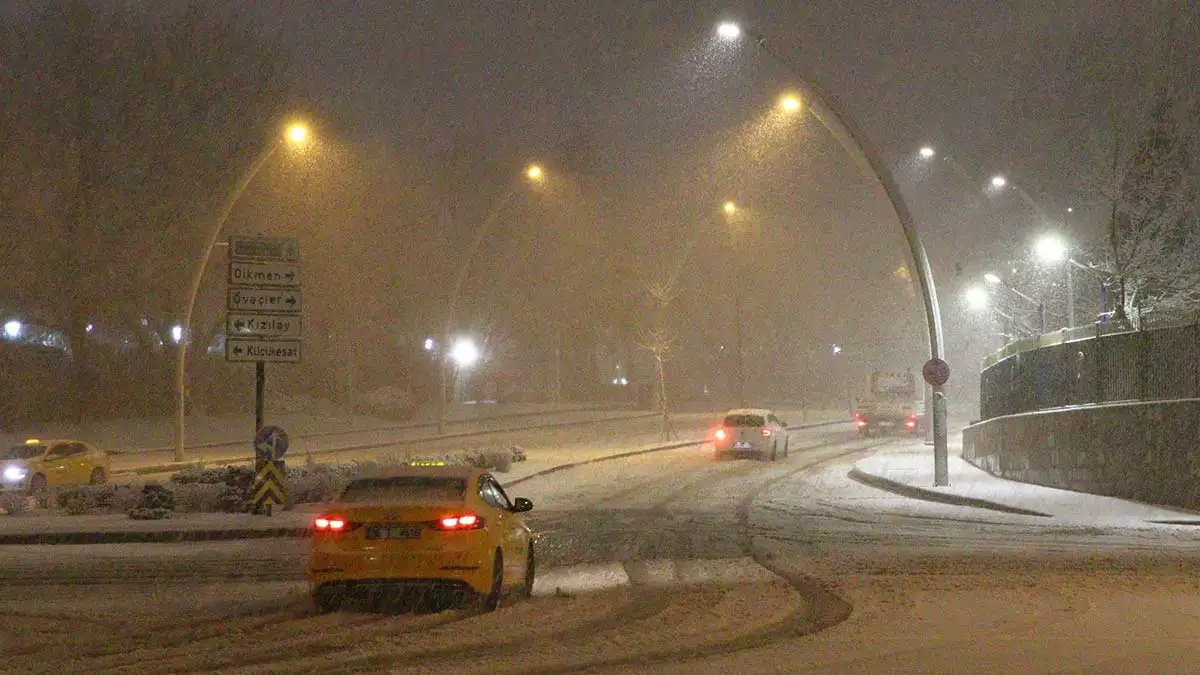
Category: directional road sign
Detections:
[
  {"x1": 254, "y1": 425, "x2": 290, "y2": 460},
  {"x1": 226, "y1": 338, "x2": 302, "y2": 363},
  {"x1": 227, "y1": 288, "x2": 302, "y2": 313},
  {"x1": 229, "y1": 235, "x2": 299, "y2": 261},
  {"x1": 229, "y1": 261, "x2": 300, "y2": 288},
  {"x1": 227, "y1": 314, "x2": 302, "y2": 339}
]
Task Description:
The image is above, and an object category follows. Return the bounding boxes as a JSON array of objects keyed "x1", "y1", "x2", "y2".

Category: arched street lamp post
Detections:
[
  {"x1": 173, "y1": 122, "x2": 311, "y2": 462},
  {"x1": 719, "y1": 23, "x2": 949, "y2": 485}
]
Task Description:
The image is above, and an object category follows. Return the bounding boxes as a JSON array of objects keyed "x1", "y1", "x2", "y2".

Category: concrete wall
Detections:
[{"x1": 962, "y1": 399, "x2": 1200, "y2": 510}]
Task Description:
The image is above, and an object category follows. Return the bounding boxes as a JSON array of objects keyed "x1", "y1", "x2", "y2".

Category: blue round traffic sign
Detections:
[{"x1": 254, "y1": 425, "x2": 289, "y2": 460}]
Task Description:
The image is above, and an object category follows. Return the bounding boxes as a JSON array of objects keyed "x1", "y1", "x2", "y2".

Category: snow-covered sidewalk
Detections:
[{"x1": 852, "y1": 439, "x2": 1200, "y2": 526}]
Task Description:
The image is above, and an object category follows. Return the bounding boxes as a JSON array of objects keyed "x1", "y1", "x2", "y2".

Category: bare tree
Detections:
[
  {"x1": 637, "y1": 278, "x2": 679, "y2": 440},
  {"x1": 0, "y1": 3, "x2": 291, "y2": 419},
  {"x1": 1094, "y1": 93, "x2": 1199, "y2": 329}
]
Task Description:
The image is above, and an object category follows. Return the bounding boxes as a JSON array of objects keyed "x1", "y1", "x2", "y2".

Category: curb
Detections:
[
  {"x1": 847, "y1": 466, "x2": 1052, "y2": 517},
  {"x1": 0, "y1": 526, "x2": 309, "y2": 546}
]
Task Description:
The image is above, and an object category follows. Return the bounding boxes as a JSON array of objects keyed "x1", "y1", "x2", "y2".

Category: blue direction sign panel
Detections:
[
  {"x1": 227, "y1": 288, "x2": 302, "y2": 313},
  {"x1": 226, "y1": 235, "x2": 303, "y2": 364},
  {"x1": 254, "y1": 425, "x2": 289, "y2": 460},
  {"x1": 229, "y1": 235, "x2": 299, "y2": 261},
  {"x1": 229, "y1": 261, "x2": 301, "y2": 288}
]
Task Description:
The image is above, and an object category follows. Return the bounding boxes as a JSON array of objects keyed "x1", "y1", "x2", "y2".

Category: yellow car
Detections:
[
  {"x1": 1, "y1": 439, "x2": 111, "y2": 493},
  {"x1": 308, "y1": 464, "x2": 536, "y2": 612}
]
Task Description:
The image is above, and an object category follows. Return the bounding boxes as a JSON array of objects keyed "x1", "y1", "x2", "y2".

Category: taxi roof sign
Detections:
[
  {"x1": 25, "y1": 439, "x2": 41, "y2": 445},
  {"x1": 408, "y1": 460, "x2": 446, "y2": 467}
]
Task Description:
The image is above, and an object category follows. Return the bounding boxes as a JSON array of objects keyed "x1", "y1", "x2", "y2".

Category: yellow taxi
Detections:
[
  {"x1": 308, "y1": 463, "x2": 536, "y2": 612},
  {"x1": 1, "y1": 439, "x2": 111, "y2": 493}
]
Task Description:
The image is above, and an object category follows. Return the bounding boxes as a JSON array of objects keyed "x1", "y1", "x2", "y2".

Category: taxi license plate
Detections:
[
  {"x1": 366, "y1": 525, "x2": 423, "y2": 540},
  {"x1": 734, "y1": 441, "x2": 752, "y2": 449}
]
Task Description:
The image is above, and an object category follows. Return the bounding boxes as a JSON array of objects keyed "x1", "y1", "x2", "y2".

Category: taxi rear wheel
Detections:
[
  {"x1": 89, "y1": 468, "x2": 106, "y2": 485},
  {"x1": 479, "y1": 549, "x2": 503, "y2": 612}
]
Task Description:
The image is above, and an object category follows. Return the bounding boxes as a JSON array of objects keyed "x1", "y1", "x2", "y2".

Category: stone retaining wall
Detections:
[{"x1": 962, "y1": 399, "x2": 1200, "y2": 510}]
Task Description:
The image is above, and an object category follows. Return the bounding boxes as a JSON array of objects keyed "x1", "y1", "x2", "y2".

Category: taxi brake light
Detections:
[
  {"x1": 314, "y1": 516, "x2": 350, "y2": 532},
  {"x1": 435, "y1": 514, "x2": 484, "y2": 531}
]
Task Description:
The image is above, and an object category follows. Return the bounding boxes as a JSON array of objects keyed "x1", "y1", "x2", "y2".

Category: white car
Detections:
[{"x1": 712, "y1": 408, "x2": 789, "y2": 461}]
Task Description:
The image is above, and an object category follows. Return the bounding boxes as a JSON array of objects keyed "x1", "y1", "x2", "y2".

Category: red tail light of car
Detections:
[
  {"x1": 761, "y1": 427, "x2": 772, "y2": 438},
  {"x1": 905, "y1": 415, "x2": 917, "y2": 429},
  {"x1": 313, "y1": 516, "x2": 354, "y2": 533},
  {"x1": 715, "y1": 428, "x2": 727, "y2": 442},
  {"x1": 434, "y1": 514, "x2": 484, "y2": 531}
]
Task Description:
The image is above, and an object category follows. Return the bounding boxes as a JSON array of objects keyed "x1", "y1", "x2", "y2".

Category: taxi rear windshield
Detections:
[
  {"x1": 723, "y1": 414, "x2": 765, "y2": 427},
  {"x1": 3, "y1": 445, "x2": 45, "y2": 460},
  {"x1": 339, "y1": 476, "x2": 466, "y2": 503}
]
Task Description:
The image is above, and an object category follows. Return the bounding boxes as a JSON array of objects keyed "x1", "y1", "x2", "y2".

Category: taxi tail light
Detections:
[
  {"x1": 433, "y1": 514, "x2": 484, "y2": 531},
  {"x1": 313, "y1": 516, "x2": 356, "y2": 534},
  {"x1": 761, "y1": 427, "x2": 772, "y2": 438}
]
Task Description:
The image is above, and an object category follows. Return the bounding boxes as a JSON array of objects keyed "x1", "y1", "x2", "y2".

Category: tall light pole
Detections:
[
  {"x1": 1033, "y1": 233, "x2": 1082, "y2": 330},
  {"x1": 173, "y1": 122, "x2": 311, "y2": 462},
  {"x1": 436, "y1": 164, "x2": 544, "y2": 435},
  {"x1": 721, "y1": 200, "x2": 747, "y2": 407},
  {"x1": 719, "y1": 22, "x2": 949, "y2": 485}
]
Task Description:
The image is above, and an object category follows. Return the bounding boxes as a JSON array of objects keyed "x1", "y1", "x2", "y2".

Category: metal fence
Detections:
[{"x1": 979, "y1": 322, "x2": 1200, "y2": 420}]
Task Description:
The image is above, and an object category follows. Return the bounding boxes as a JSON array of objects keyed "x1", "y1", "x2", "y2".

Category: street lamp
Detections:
[
  {"x1": 778, "y1": 94, "x2": 802, "y2": 113},
  {"x1": 964, "y1": 286, "x2": 989, "y2": 311},
  {"x1": 437, "y1": 164, "x2": 546, "y2": 433},
  {"x1": 3, "y1": 320, "x2": 20, "y2": 339},
  {"x1": 722, "y1": 200, "x2": 737, "y2": 215},
  {"x1": 918, "y1": 146, "x2": 936, "y2": 159},
  {"x1": 174, "y1": 120, "x2": 312, "y2": 461},
  {"x1": 450, "y1": 337, "x2": 480, "y2": 368},
  {"x1": 990, "y1": 175, "x2": 1008, "y2": 189},
  {"x1": 716, "y1": 20, "x2": 950, "y2": 485},
  {"x1": 1034, "y1": 233, "x2": 1079, "y2": 329}
]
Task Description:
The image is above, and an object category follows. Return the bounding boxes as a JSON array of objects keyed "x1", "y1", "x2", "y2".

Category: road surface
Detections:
[{"x1": 3, "y1": 425, "x2": 1198, "y2": 673}]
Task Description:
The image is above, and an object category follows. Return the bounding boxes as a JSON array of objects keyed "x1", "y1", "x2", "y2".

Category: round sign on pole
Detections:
[
  {"x1": 922, "y1": 358, "x2": 950, "y2": 387},
  {"x1": 254, "y1": 425, "x2": 289, "y2": 461}
]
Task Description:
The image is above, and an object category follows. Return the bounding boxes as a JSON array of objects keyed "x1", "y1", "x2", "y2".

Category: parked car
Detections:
[{"x1": 712, "y1": 408, "x2": 789, "y2": 461}]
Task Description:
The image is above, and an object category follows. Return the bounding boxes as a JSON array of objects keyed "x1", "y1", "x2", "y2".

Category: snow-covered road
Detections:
[{"x1": 5, "y1": 425, "x2": 1199, "y2": 673}]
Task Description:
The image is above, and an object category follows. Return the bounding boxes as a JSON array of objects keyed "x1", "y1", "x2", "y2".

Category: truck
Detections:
[{"x1": 853, "y1": 370, "x2": 924, "y2": 436}]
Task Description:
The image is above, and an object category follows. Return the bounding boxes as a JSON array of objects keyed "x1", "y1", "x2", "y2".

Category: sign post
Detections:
[
  {"x1": 225, "y1": 235, "x2": 302, "y2": 435},
  {"x1": 922, "y1": 358, "x2": 951, "y2": 486}
]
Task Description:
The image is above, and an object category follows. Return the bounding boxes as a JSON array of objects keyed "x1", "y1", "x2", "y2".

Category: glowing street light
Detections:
[
  {"x1": 450, "y1": 338, "x2": 480, "y2": 368},
  {"x1": 716, "y1": 22, "x2": 741, "y2": 40},
  {"x1": 1034, "y1": 234, "x2": 1068, "y2": 263},
  {"x1": 983, "y1": 272, "x2": 1002, "y2": 285},
  {"x1": 170, "y1": 324, "x2": 183, "y2": 344},
  {"x1": 918, "y1": 146, "x2": 936, "y2": 159},
  {"x1": 778, "y1": 94, "x2": 802, "y2": 113},
  {"x1": 722, "y1": 200, "x2": 737, "y2": 215},
  {"x1": 526, "y1": 164, "x2": 544, "y2": 181},
  {"x1": 964, "y1": 286, "x2": 989, "y2": 311},
  {"x1": 3, "y1": 320, "x2": 20, "y2": 339},
  {"x1": 285, "y1": 122, "x2": 310, "y2": 146},
  {"x1": 990, "y1": 175, "x2": 1008, "y2": 189}
]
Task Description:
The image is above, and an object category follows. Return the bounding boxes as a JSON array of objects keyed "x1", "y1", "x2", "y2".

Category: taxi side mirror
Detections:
[{"x1": 512, "y1": 497, "x2": 533, "y2": 513}]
